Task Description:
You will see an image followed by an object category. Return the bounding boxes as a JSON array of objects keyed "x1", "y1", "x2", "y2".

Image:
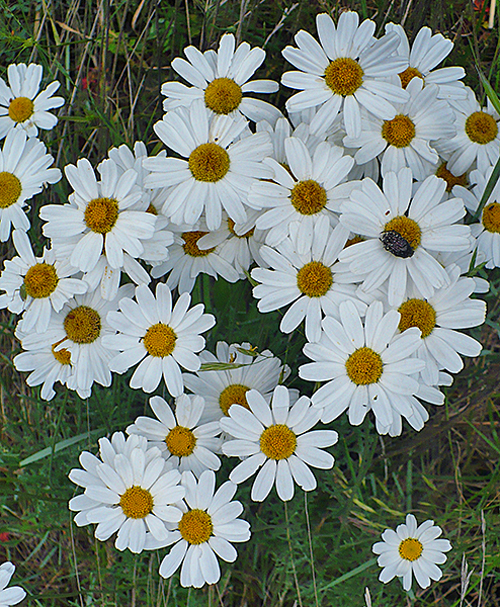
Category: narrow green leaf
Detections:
[
  {"x1": 19, "y1": 429, "x2": 104, "y2": 467},
  {"x1": 318, "y1": 557, "x2": 377, "y2": 591},
  {"x1": 471, "y1": 153, "x2": 500, "y2": 222}
]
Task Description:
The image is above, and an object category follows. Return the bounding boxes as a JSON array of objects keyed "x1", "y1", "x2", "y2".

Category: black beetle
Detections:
[{"x1": 380, "y1": 230, "x2": 415, "y2": 258}]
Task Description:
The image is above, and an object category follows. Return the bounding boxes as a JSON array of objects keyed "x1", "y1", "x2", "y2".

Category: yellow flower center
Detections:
[
  {"x1": 188, "y1": 143, "x2": 230, "y2": 182},
  {"x1": 0, "y1": 171, "x2": 22, "y2": 209},
  {"x1": 465, "y1": 111, "x2": 498, "y2": 144},
  {"x1": 398, "y1": 537, "x2": 423, "y2": 561},
  {"x1": 398, "y1": 298, "x2": 436, "y2": 338},
  {"x1": 64, "y1": 306, "x2": 101, "y2": 344},
  {"x1": 119, "y1": 486, "x2": 154, "y2": 519},
  {"x1": 51, "y1": 340, "x2": 71, "y2": 365},
  {"x1": 383, "y1": 216, "x2": 422, "y2": 250},
  {"x1": 398, "y1": 67, "x2": 423, "y2": 89},
  {"x1": 8, "y1": 96, "x2": 34, "y2": 123},
  {"x1": 324, "y1": 57, "x2": 364, "y2": 96},
  {"x1": 482, "y1": 202, "x2": 500, "y2": 233},
  {"x1": 382, "y1": 114, "x2": 416, "y2": 148},
  {"x1": 218, "y1": 383, "x2": 250, "y2": 416},
  {"x1": 181, "y1": 231, "x2": 216, "y2": 257},
  {"x1": 290, "y1": 179, "x2": 327, "y2": 215},
  {"x1": 165, "y1": 425, "x2": 197, "y2": 457},
  {"x1": 204, "y1": 77, "x2": 243, "y2": 115},
  {"x1": 259, "y1": 424, "x2": 297, "y2": 460},
  {"x1": 435, "y1": 162, "x2": 468, "y2": 192},
  {"x1": 23, "y1": 263, "x2": 59, "y2": 299},
  {"x1": 143, "y1": 323, "x2": 177, "y2": 357},
  {"x1": 228, "y1": 218, "x2": 255, "y2": 238},
  {"x1": 178, "y1": 509, "x2": 213, "y2": 544},
  {"x1": 345, "y1": 346, "x2": 383, "y2": 385},
  {"x1": 84, "y1": 197, "x2": 119, "y2": 234},
  {"x1": 344, "y1": 235, "x2": 365, "y2": 248},
  {"x1": 296, "y1": 261, "x2": 333, "y2": 297},
  {"x1": 146, "y1": 203, "x2": 158, "y2": 215}
]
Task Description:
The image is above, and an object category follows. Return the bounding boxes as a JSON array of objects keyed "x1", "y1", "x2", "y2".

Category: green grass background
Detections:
[{"x1": 1, "y1": 0, "x2": 500, "y2": 605}]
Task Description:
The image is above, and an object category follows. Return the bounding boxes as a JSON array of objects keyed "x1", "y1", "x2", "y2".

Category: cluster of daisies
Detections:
[{"x1": 1, "y1": 8, "x2": 496, "y2": 598}]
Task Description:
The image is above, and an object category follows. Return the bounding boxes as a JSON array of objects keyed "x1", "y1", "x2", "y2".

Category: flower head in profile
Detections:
[{"x1": 373, "y1": 514, "x2": 452, "y2": 591}]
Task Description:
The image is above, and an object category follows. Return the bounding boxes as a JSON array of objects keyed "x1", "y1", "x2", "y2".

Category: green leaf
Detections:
[{"x1": 19, "y1": 429, "x2": 104, "y2": 467}]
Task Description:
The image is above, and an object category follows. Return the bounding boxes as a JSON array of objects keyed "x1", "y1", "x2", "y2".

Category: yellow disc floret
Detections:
[
  {"x1": 119, "y1": 486, "x2": 154, "y2": 519},
  {"x1": 324, "y1": 58, "x2": 364, "y2": 96},
  {"x1": 296, "y1": 261, "x2": 333, "y2": 297},
  {"x1": 143, "y1": 323, "x2": 177, "y2": 357},
  {"x1": 465, "y1": 111, "x2": 498, "y2": 144},
  {"x1": 383, "y1": 216, "x2": 422, "y2": 250},
  {"x1": 182, "y1": 231, "x2": 216, "y2": 257},
  {"x1": 165, "y1": 426, "x2": 197, "y2": 457},
  {"x1": 64, "y1": 306, "x2": 101, "y2": 344},
  {"x1": 204, "y1": 77, "x2": 243, "y2": 114},
  {"x1": 188, "y1": 143, "x2": 230, "y2": 182},
  {"x1": 382, "y1": 114, "x2": 416, "y2": 148},
  {"x1": 51, "y1": 341, "x2": 71, "y2": 365},
  {"x1": 435, "y1": 162, "x2": 468, "y2": 192},
  {"x1": 345, "y1": 346, "x2": 383, "y2": 385},
  {"x1": 398, "y1": 67, "x2": 423, "y2": 89},
  {"x1": 398, "y1": 298, "x2": 436, "y2": 338},
  {"x1": 219, "y1": 383, "x2": 250, "y2": 415},
  {"x1": 8, "y1": 97, "x2": 34, "y2": 123},
  {"x1": 23, "y1": 263, "x2": 59, "y2": 299},
  {"x1": 0, "y1": 171, "x2": 22, "y2": 209},
  {"x1": 482, "y1": 202, "x2": 500, "y2": 233},
  {"x1": 398, "y1": 537, "x2": 423, "y2": 561},
  {"x1": 178, "y1": 509, "x2": 213, "y2": 544},
  {"x1": 84, "y1": 197, "x2": 119, "y2": 234},
  {"x1": 259, "y1": 424, "x2": 297, "y2": 460},
  {"x1": 291, "y1": 179, "x2": 327, "y2": 215}
]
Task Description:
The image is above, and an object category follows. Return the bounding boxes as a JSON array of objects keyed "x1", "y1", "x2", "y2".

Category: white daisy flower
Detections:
[
  {"x1": 0, "y1": 129, "x2": 61, "y2": 242},
  {"x1": 437, "y1": 87, "x2": 500, "y2": 175},
  {"x1": 343, "y1": 79, "x2": 456, "y2": 181},
  {"x1": 144, "y1": 100, "x2": 272, "y2": 230},
  {"x1": 0, "y1": 561, "x2": 26, "y2": 607},
  {"x1": 0, "y1": 63, "x2": 64, "y2": 138},
  {"x1": 454, "y1": 166, "x2": 500, "y2": 268},
  {"x1": 150, "y1": 223, "x2": 240, "y2": 293},
  {"x1": 159, "y1": 470, "x2": 251, "y2": 588},
  {"x1": 251, "y1": 217, "x2": 366, "y2": 342},
  {"x1": 69, "y1": 434, "x2": 185, "y2": 554},
  {"x1": 338, "y1": 168, "x2": 471, "y2": 305},
  {"x1": 183, "y1": 341, "x2": 290, "y2": 423},
  {"x1": 385, "y1": 23, "x2": 466, "y2": 99},
  {"x1": 373, "y1": 513, "x2": 452, "y2": 591},
  {"x1": 0, "y1": 230, "x2": 87, "y2": 333},
  {"x1": 161, "y1": 33, "x2": 281, "y2": 124},
  {"x1": 221, "y1": 385, "x2": 337, "y2": 502},
  {"x1": 281, "y1": 11, "x2": 409, "y2": 137},
  {"x1": 127, "y1": 394, "x2": 222, "y2": 478},
  {"x1": 248, "y1": 137, "x2": 353, "y2": 254},
  {"x1": 103, "y1": 283, "x2": 216, "y2": 396},
  {"x1": 299, "y1": 300, "x2": 426, "y2": 433}
]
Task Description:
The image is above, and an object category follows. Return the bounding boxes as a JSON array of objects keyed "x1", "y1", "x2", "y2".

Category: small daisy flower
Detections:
[
  {"x1": 103, "y1": 283, "x2": 216, "y2": 397},
  {"x1": 127, "y1": 394, "x2": 222, "y2": 478},
  {"x1": 248, "y1": 137, "x2": 353, "y2": 254},
  {"x1": 339, "y1": 168, "x2": 471, "y2": 305},
  {"x1": 437, "y1": 87, "x2": 500, "y2": 175},
  {"x1": 0, "y1": 230, "x2": 87, "y2": 333},
  {"x1": 299, "y1": 300, "x2": 426, "y2": 433},
  {"x1": 454, "y1": 167, "x2": 500, "y2": 268},
  {"x1": 0, "y1": 561, "x2": 26, "y2": 607},
  {"x1": 251, "y1": 217, "x2": 366, "y2": 342},
  {"x1": 0, "y1": 63, "x2": 64, "y2": 138},
  {"x1": 159, "y1": 470, "x2": 251, "y2": 588},
  {"x1": 150, "y1": 223, "x2": 240, "y2": 293},
  {"x1": 183, "y1": 341, "x2": 289, "y2": 423},
  {"x1": 385, "y1": 23, "x2": 466, "y2": 99},
  {"x1": 343, "y1": 79, "x2": 456, "y2": 180},
  {"x1": 281, "y1": 11, "x2": 409, "y2": 137},
  {"x1": 373, "y1": 514, "x2": 452, "y2": 591},
  {"x1": 0, "y1": 129, "x2": 61, "y2": 242},
  {"x1": 221, "y1": 385, "x2": 338, "y2": 502},
  {"x1": 69, "y1": 435, "x2": 185, "y2": 554},
  {"x1": 161, "y1": 33, "x2": 281, "y2": 124},
  {"x1": 143, "y1": 100, "x2": 273, "y2": 230}
]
